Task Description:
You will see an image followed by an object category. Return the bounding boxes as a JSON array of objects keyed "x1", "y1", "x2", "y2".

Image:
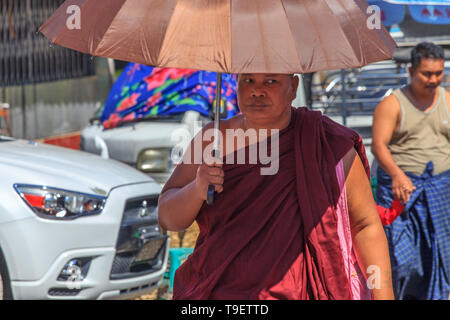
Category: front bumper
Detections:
[
  {"x1": 11, "y1": 243, "x2": 169, "y2": 300},
  {"x1": 2, "y1": 182, "x2": 169, "y2": 300}
]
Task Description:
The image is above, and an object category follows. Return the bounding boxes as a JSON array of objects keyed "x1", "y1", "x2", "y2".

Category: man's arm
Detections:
[
  {"x1": 446, "y1": 89, "x2": 450, "y2": 113},
  {"x1": 343, "y1": 149, "x2": 394, "y2": 300},
  {"x1": 158, "y1": 124, "x2": 224, "y2": 231},
  {"x1": 371, "y1": 95, "x2": 415, "y2": 203}
]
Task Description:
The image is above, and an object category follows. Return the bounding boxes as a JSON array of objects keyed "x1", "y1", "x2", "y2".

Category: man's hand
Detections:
[
  {"x1": 391, "y1": 171, "x2": 416, "y2": 203},
  {"x1": 194, "y1": 161, "x2": 224, "y2": 200}
]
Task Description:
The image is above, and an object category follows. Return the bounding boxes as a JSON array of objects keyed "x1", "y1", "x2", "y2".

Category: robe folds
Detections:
[{"x1": 173, "y1": 107, "x2": 370, "y2": 300}]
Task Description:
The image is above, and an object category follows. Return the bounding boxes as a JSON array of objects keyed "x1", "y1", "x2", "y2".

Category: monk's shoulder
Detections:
[
  {"x1": 198, "y1": 114, "x2": 243, "y2": 136},
  {"x1": 321, "y1": 114, "x2": 357, "y2": 139},
  {"x1": 220, "y1": 114, "x2": 245, "y2": 131}
]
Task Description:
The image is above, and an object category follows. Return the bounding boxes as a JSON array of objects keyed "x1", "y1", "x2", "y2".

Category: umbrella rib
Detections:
[
  {"x1": 281, "y1": 0, "x2": 334, "y2": 72},
  {"x1": 157, "y1": 0, "x2": 186, "y2": 68},
  {"x1": 94, "y1": 0, "x2": 134, "y2": 57},
  {"x1": 322, "y1": 0, "x2": 364, "y2": 67},
  {"x1": 279, "y1": 0, "x2": 308, "y2": 72},
  {"x1": 304, "y1": 2, "x2": 331, "y2": 70}
]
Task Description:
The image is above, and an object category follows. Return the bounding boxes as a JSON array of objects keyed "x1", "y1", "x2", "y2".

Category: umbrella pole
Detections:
[{"x1": 206, "y1": 72, "x2": 222, "y2": 205}]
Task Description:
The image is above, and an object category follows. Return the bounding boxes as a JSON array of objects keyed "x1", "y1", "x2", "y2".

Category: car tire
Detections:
[{"x1": 0, "y1": 247, "x2": 13, "y2": 300}]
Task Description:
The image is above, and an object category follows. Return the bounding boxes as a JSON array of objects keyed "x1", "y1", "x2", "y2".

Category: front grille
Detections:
[
  {"x1": 48, "y1": 288, "x2": 81, "y2": 297},
  {"x1": 110, "y1": 195, "x2": 167, "y2": 280}
]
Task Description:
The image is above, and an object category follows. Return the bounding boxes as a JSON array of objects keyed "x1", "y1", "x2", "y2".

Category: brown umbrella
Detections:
[
  {"x1": 40, "y1": 0, "x2": 396, "y2": 203},
  {"x1": 40, "y1": 0, "x2": 396, "y2": 74}
]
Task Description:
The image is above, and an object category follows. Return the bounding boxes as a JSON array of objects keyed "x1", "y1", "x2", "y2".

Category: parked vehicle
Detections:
[
  {"x1": 80, "y1": 65, "x2": 239, "y2": 185},
  {"x1": 0, "y1": 136, "x2": 169, "y2": 299},
  {"x1": 81, "y1": 110, "x2": 211, "y2": 185}
]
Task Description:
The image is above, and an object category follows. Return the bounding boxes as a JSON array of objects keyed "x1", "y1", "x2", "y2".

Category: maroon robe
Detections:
[{"x1": 173, "y1": 107, "x2": 370, "y2": 300}]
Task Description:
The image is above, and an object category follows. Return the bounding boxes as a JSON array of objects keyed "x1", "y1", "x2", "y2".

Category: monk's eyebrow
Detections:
[
  {"x1": 239, "y1": 74, "x2": 282, "y2": 77},
  {"x1": 263, "y1": 74, "x2": 283, "y2": 78}
]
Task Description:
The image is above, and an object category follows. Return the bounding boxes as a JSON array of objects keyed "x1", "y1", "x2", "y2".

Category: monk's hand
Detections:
[
  {"x1": 194, "y1": 160, "x2": 224, "y2": 201},
  {"x1": 392, "y1": 171, "x2": 416, "y2": 204}
]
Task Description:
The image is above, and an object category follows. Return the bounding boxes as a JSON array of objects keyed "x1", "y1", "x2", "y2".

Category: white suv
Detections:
[{"x1": 0, "y1": 136, "x2": 169, "y2": 299}]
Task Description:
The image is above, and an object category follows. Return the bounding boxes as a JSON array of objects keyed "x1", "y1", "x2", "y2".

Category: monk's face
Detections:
[{"x1": 236, "y1": 73, "x2": 299, "y2": 126}]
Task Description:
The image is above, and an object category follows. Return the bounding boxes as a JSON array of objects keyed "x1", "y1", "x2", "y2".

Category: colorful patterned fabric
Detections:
[
  {"x1": 101, "y1": 63, "x2": 239, "y2": 129},
  {"x1": 376, "y1": 162, "x2": 450, "y2": 300}
]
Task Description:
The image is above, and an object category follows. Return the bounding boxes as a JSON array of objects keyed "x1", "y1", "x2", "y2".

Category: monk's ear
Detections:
[
  {"x1": 292, "y1": 74, "x2": 299, "y2": 90},
  {"x1": 290, "y1": 75, "x2": 300, "y2": 98}
]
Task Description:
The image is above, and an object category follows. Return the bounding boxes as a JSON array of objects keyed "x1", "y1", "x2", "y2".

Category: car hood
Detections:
[
  {"x1": 81, "y1": 121, "x2": 192, "y2": 163},
  {"x1": 0, "y1": 139, "x2": 154, "y2": 196}
]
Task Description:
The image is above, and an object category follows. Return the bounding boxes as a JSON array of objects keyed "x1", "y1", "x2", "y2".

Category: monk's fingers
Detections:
[
  {"x1": 198, "y1": 167, "x2": 224, "y2": 182},
  {"x1": 203, "y1": 156, "x2": 223, "y2": 167},
  {"x1": 196, "y1": 167, "x2": 223, "y2": 184},
  {"x1": 207, "y1": 175, "x2": 224, "y2": 186},
  {"x1": 207, "y1": 167, "x2": 224, "y2": 177},
  {"x1": 214, "y1": 184, "x2": 224, "y2": 193}
]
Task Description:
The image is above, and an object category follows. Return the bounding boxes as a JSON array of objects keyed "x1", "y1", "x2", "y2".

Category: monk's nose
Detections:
[{"x1": 251, "y1": 89, "x2": 266, "y2": 98}]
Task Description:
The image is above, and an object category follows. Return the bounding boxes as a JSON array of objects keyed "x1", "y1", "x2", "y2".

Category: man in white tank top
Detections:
[{"x1": 372, "y1": 42, "x2": 450, "y2": 300}]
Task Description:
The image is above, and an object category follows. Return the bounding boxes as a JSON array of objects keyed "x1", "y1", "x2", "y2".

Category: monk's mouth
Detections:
[{"x1": 247, "y1": 104, "x2": 269, "y2": 108}]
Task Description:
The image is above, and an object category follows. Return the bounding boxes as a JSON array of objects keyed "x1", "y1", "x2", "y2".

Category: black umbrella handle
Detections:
[
  {"x1": 206, "y1": 149, "x2": 218, "y2": 205},
  {"x1": 206, "y1": 73, "x2": 222, "y2": 206},
  {"x1": 206, "y1": 184, "x2": 215, "y2": 205}
]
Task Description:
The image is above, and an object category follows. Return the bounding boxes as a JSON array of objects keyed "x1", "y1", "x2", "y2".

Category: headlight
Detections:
[
  {"x1": 136, "y1": 148, "x2": 170, "y2": 173},
  {"x1": 15, "y1": 184, "x2": 106, "y2": 220}
]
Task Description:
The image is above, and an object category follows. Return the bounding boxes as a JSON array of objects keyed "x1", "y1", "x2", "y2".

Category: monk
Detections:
[{"x1": 158, "y1": 73, "x2": 394, "y2": 300}]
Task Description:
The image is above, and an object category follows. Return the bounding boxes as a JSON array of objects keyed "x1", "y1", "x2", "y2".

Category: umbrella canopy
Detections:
[
  {"x1": 383, "y1": 0, "x2": 450, "y2": 4},
  {"x1": 100, "y1": 64, "x2": 239, "y2": 129},
  {"x1": 40, "y1": 0, "x2": 396, "y2": 74}
]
